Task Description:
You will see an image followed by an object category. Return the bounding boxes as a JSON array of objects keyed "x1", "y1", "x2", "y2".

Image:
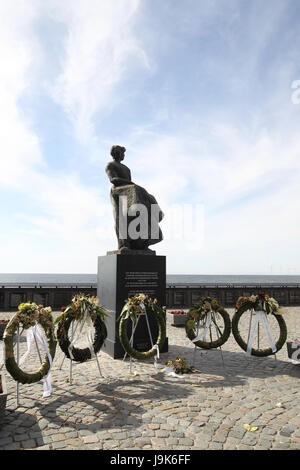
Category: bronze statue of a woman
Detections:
[{"x1": 105, "y1": 145, "x2": 163, "y2": 253}]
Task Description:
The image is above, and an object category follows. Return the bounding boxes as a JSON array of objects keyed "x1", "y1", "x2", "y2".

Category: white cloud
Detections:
[
  {"x1": 46, "y1": 0, "x2": 146, "y2": 148},
  {"x1": 122, "y1": 112, "x2": 300, "y2": 273},
  {"x1": 1, "y1": 1, "x2": 300, "y2": 274},
  {"x1": 0, "y1": 1, "x2": 122, "y2": 271},
  {"x1": 0, "y1": 1, "x2": 44, "y2": 188}
]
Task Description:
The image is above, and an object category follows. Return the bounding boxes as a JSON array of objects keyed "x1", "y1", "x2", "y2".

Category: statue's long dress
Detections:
[{"x1": 107, "y1": 162, "x2": 163, "y2": 250}]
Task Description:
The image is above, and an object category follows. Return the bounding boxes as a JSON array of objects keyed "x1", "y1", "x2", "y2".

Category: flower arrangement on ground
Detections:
[
  {"x1": 118, "y1": 294, "x2": 166, "y2": 361},
  {"x1": 169, "y1": 310, "x2": 185, "y2": 315},
  {"x1": 55, "y1": 293, "x2": 108, "y2": 363},
  {"x1": 166, "y1": 357, "x2": 195, "y2": 374}
]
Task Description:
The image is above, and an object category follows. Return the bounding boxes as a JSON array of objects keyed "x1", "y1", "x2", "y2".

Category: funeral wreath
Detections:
[
  {"x1": 4, "y1": 302, "x2": 57, "y2": 384},
  {"x1": 118, "y1": 294, "x2": 166, "y2": 360},
  {"x1": 185, "y1": 297, "x2": 231, "y2": 349},
  {"x1": 55, "y1": 293, "x2": 108, "y2": 362},
  {"x1": 232, "y1": 294, "x2": 287, "y2": 356}
]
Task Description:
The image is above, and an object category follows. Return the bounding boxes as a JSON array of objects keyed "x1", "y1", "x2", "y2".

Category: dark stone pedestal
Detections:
[{"x1": 97, "y1": 254, "x2": 168, "y2": 359}]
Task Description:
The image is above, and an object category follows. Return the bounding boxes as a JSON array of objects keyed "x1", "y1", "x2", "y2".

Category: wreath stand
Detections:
[
  {"x1": 245, "y1": 310, "x2": 277, "y2": 362},
  {"x1": 122, "y1": 311, "x2": 160, "y2": 374},
  {"x1": 0, "y1": 325, "x2": 46, "y2": 408},
  {"x1": 191, "y1": 313, "x2": 226, "y2": 371},
  {"x1": 58, "y1": 319, "x2": 103, "y2": 385}
]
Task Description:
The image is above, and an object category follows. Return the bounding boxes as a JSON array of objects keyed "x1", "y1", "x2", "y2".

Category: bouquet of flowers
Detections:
[
  {"x1": 187, "y1": 297, "x2": 220, "y2": 323},
  {"x1": 54, "y1": 293, "x2": 108, "y2": 325},
  {"x1": 13, "y1": 302, "x2": 53, "y2": 330},
  {"x1": 119, "y1": 294, "x2": 165, "y2": 325},
  {"x1": 235, "y1": 293, "x2": 281, "y2": 315},
  {"x1": 165, "y1": 357, "x2": 195, "y2": 374}
]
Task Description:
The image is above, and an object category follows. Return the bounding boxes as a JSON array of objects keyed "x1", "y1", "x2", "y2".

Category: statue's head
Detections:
[{"x1": 110, "y1": 145, "x2": 126, "y2": 162}]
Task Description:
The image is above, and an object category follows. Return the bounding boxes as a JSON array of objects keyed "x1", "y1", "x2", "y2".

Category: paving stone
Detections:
[
  {"x1": 209, "y1": 441, "x2": 223, "y2": 450},
  {"x1": 51, "y1": 433, "x2": 66, "y2": 442},
  {"x1": 179, "y1": 438, "x2": 194, "y2": 446},
  {"x1": 156, "y1": 430, "x2": 170, "y2": 438},
  {"x1": 21, "y1": 439, "x2": 37, "y2": 449},
  {"x1": 242, "y1": 433, "x2": 258, "y2": 446},
  {"x1": 65, "y1": 438, "x2": 83, "y2": 447},
  {"x1": 113, "y1": 432, "x2": 128, "y2": 440},
  {"x1": 171, "y1": 431, "x2": 185, "y2": 438},
  {"x1": 237, "y1": 444, "x2": 253, "y2": 450},
  {"x1": 223, "y1": 438, "x2": 240, "y2": 450},
  {"x1": 135, "y1": 437, "x2": 152, "y2": 446},
  {"x1": 52, "y1": 441, "x2": 67, "y2": 449},
  {"x1": 166, "y1": 437, "x2": 179, "y2": 445},
  {"x1": 0, "y1": 436, "x2": 13, "y2": 446},
  {"x1": 65, "y1": 431, "x2": 78, "y2": 439},
  {"x1": 261, "y1": 427, "x2": 277, "y2": 436},
  {"x1": 193, "y1": 441, "x2": 209, "y2": 450},
  {"x1": 213, "y1": 433, "x2": 228, "y2": 443},
  {"x1": 37, "y1": 418, "x2": 49, "y2": 430},
  {"x1": 280, "y1": 425, "x2": 297, "y2": 437},
  {"x1": 148, "y1": 423, "x2": 160, "y2": 430},
  {"x1": 83, "y1": 434, "x2": 99, "y2": 444},
  {"x1": 1, "y1": 308, "x2": 300, "y2": 450}
]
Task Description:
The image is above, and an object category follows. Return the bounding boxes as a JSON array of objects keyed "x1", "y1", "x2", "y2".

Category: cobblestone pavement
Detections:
[{"x1": 0, "y1": 308, "x2": 300, "y2": 451}]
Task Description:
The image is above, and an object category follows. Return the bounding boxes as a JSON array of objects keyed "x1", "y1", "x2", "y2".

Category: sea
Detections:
[{"x1": 0, "y1": 273, "x2": 300, "y2": 285}]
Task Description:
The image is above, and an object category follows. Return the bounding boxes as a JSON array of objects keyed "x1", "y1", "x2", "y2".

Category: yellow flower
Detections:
[{"x1": 186, "y1": 319, "x2": 195, "y2": 330}]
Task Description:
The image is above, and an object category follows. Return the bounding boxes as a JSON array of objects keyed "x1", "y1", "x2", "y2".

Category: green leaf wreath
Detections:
[
  {"x1": 118, "y1": 294, "x2": 166, "y2": 361},
  {"x1": 4, "y1": 302, "x2": 57, "y2": 384},
  {"x1": 232, "y1": 293, "x2": 287, "y2": 357},
  {"x1": 185, "y1": 297, "x2": 231, "y2": 349},
  {"x1": 56, "y1": 293, "x2": 108, "y2": 363}
]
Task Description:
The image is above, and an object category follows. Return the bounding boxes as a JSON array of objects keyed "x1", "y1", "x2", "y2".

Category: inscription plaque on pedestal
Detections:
[{"x1": 97, "y1": 254, "x2": 168, "y2": 359}]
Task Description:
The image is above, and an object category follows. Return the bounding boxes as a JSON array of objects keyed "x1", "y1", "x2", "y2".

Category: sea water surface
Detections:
[{"x1": 0, "y1": 273, "x2": 300, "y2": 285}]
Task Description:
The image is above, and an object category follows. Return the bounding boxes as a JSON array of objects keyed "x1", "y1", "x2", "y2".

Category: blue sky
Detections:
[{"x1": 1, "y1": 0, "x2": 300, "y2": 275}]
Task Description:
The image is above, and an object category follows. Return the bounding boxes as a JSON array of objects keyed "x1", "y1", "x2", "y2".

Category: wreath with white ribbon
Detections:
[
  {"x1": 118, "y1": 294, "x2": 166, "y2": 361},
  {"x1": 4, "y1": 303, "x2": 57, "y2": 395},
  {"x1": 185, "y1": 297, "x2": 231, "y2": 349},
  {"x1": 232, "y1": 294, "x2": 287, "y2": 356},
  {"x1": 55, "y1": 294, "x2": 108, "y2": 363}
]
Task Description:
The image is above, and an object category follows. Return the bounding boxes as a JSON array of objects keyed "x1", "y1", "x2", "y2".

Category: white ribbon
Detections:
[
  {"x1": 246, "y1": 310, "x2": 277, "y2": 356},
  {"x1": 291, "y1": 339, "x2": 300, "y2": 364},
  {"x1": 153, "y1": 344, "x2": 160, "y2": 369},
  {"x1": 68, "y1": 308, "x2": 95, "y2": 360},
  {"x1": 163, "y1": 365, "x2": 182, "y2": 378},
  {"x1": 19, "y1": 324, "x2": 53, "y2": 397},
  {"x1": 192, "y1": 312, "x2": 212, "y2": 343}
]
